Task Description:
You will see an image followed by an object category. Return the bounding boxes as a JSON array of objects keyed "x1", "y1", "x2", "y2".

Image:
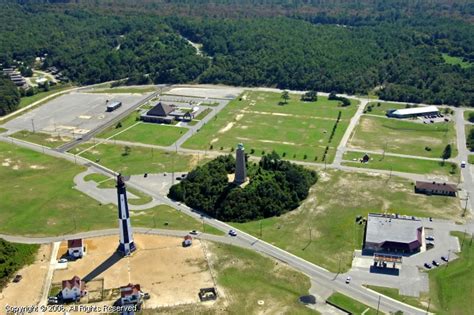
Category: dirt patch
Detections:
[
  {"x1": 210, "y1": 138, "x2": 219, "y2": 144},
  {"x1": 235, "y1": 114, "x2": 243, "y2": 121},
  {"x1": 52, "y1": 235, "x2": 214, "y2": 309},
  {"x1": 30, "y1": 165, "x2": 46, "y2": 170},
  {"x1": 259, "y1": 139, "x2": 296, "y2": 145},
  {"x1": 218, "y1": 122, "x2": 234, "y2": 134}
]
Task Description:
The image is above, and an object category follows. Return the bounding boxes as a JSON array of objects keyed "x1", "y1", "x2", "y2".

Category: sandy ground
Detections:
[
  {"x1": 51, "y1": 234, "x2": 214, "y2": 310},
  {"x1": 0, "y1": 245, "x2": 51, "y2": 312}
]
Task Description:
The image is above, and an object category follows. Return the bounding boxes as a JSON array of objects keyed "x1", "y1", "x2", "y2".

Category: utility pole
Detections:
[
  {"x1": 382, "y1": 142, "x2": 387, "y2": 160},
  {"x1": 260, "y1": 220, "x2": 262, "y2": 238},
  {"x1": 376, "y1": 295, "x2": 381, "y2": 315},
  {"x1": 461, "y1": 229, "x2": 467, "y2": 249},
  {"x1": 31, "y1": 119, "x2": 35, "y2": 133},
  {"x1": 309, "y1": 227, "x2": 312, "y2": 242},
  {"x1": 426, "y1": 298, "x2": 431, "y2": 314},
  {"x1": 463, "y1": 192, "x2": 469, "y2": 217},
  {"x1": 153, "y1": 215, "x2": 156, "y2": 228}
]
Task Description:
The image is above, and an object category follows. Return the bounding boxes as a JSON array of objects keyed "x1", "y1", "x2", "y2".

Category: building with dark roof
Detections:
[
  {"x1": 415, "y1": 181, "x2": 457, "y2": 197},
  {"x1": 68, "y1": 239, "x2": 85, "y2": 258},
  {"x1": 363, "y1": 213, "x2": 423, "y2": 255},
  {"x1": 140, "y1": 102, "x2": 197, "y2": 124}
]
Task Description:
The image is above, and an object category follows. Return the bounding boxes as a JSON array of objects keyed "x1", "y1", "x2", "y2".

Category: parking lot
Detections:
[
  {"x1": 3, "y1": 92, "x2": 150, "y2": 137},
  {"x1": 418, "y1": 113, "x2": 451, "y2": 124}
]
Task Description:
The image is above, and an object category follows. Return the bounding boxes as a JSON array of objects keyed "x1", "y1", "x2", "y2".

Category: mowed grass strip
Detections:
[
  {"x1": 364, "y1": 101, "x2": 408, "y2": 116},
  {"x1": 365, "y1": 285, "x2": 427, "y2": 310},
  {"x1": 10, "y1": 130, "x2": 72, "y2": 148},
  {"x1": 74, "y1": 143, "x2": 207, "y2": 175},
  {"x1": 428, "y1": 232, "x2": 474, "y2": 315},
  {"x1": 234, "y1": 169, "x2": 463, "y2": 272},
  {"x1": 342, "y1": 151, "x2": 458, "y2": 180},
  {"x1": 96, "y1": 111, "x2": 141, "y2": 139},
  {"x1": 349, "y1": 115, "x2": 457, "y2": 158},
  {"x1": 327, "y1": 292, "x2": 379, "y2": 315},
  {"x1": 86, "y1": 86, "x2": 156, "y2": 94},
  {"x1": 109, "y1": 123, "x2": 187, "y2": 147},
  {"x1": 184, "y1": 91, "x2": 355, "y2": 162},
  {"x1": 208, "y1": 243, "x2": 316, "y2": 314}
]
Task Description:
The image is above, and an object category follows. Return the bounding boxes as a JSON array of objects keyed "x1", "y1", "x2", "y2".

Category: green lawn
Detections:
[
  {"x1": 234, "y1": 169, "x2": 463, "y2": 272},
  {"x1": 428, "y1": 232, "x2": 474, "y2": 315},
  {"x1": 327, "y1": 292, "x2": 379, "y2": 314},
  {"x1": 463, "y1": 110, "x2": 474, "y2": 122},
  {"x1": 342, "y1": 151, "x2": 458, "y2": 180},
  {"x1": 107, "y1": 123, "x2": 187, "y2": 147},
  {"x1": 0, "y1": 127, "x2": 7, "y2": 133},
  {"x1": 96, "y1": 111, "x2": 142, "y2": 139},
  {"x1": 183, "y1": 91, "x2": 358, "y2": 163},
  {"x1": 350, "y1": 115, "x2": 457, "y2": 158},
  {"x1": 10, "y1": 130, "x2": 72, "y2": 148},
  {"x1": 209, "y1": 243, "x2": 316, "y2": 314},
  {"x1": 19, "y1": 85, "x2": 73, "y2": 109},
  {"x1": 200, "y1": 101, "x2": 220, "y2": 106},
  {"x1": 92, "y1": 177, "x2": 153, "y2": 206},
  {"x1": 84, "y1": 173, "x2": 110, "y2": 184},
  {"x1": 468, "y1": 155, "x2": 474, "y2": 164},
  {"x1": 72, "y1": 142, "x2": 207, "y2": 175},
  {"x1": 364, "y1": 102, "x2": 408, "y2": 116},
  {"x1": 86, "y1": 86, "x2": 156, "y2": 94},
  {"x1": 131, "y1": 205, "x2": 223, "y2": 235},
  {"x1": 365, "y1": 285, "x2": 427, "y2": 310},
  {"x1": 442, "y1": 53, "x2": 472, "y2": 69}
]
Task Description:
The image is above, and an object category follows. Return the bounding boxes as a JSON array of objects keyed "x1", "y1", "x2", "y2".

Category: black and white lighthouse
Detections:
[{"x1": 116, "y1": 174, "x2": 136, "y2": 256}]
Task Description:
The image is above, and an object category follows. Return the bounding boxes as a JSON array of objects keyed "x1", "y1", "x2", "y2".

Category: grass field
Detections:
[
  {"x1": 350, "y1": 115, "x2": 457, "y2": 158},
  {"x1": 18, "y1": 85, "x2": 73, "y2": 109},
  {"x1": 106, "y1": 123, "x2": 187, "y2": 147},
  {"x1": 365, "y1": 285, "x2": 427, "y2": 310},
  {"x1": 72, "y1": 143, "x2": 207, "y2": 175},
  {"x1": 463, "y1": 110, "x2": 474, "y2": 122},
  {"x1": 364, "y1": 102, "x2": 408, "y2": 116},
  {"x1": 342, "y1": 151, "x2": 458, "y2": 180},
  {"x1": 428, "y1": 232, "x2": 474, "y2": 315},
  {"x1": 234, "y1": 169, "x2": 463, "y2": 272},
  {"x1": 194, "y1": 108, "x2": 212, "y2": 120},
  {"x1": 0, "y1": 141, "x2": 220, "y2": 236},
  {"x1": 209, "y1": 243, "x2": 316, "y2": 314},
  {"x1": 469, "y1": 155, "x2": 474, "y2": 164},
  {"x1": 96, "y1": 111, "x2": 141, "y2": 139},
  {"x1": 183, "y1": 91, "x2": 358, "y2": 163},
  {"x1": 89, "y1": 176, "x2": 153, "y2": 206},
  {"x1": 87, "y1": 86, "x2": 156, "y2": 94},
  {"x1": 442, "y1": 54, "x2": 472, "y2": 69},
  {"x1": 0, "y1": 127, "x2": 7, "y2": 133},
  {"x1": 84, "y1": 173, "x2": 110, "y2": 183},
  {"x1": 10, "y1": 130, "x2": 72, "y2": 148},
  {"x1": 327, "y1": 292, "x2": 379, "y2": 314}
]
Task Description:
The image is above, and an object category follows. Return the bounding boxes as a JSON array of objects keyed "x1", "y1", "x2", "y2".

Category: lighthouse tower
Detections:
[
  {"x1": 116, "y1": 174, "x2": 136, "y2": 256},
  {"x1": 234, "y1": 143, "x2": 247, "y2": 185}
]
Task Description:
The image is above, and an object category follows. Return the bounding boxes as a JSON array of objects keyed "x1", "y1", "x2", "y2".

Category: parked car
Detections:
[
  {"x1": 429, "y1": 217, "x2": 433, "y2": 222},
  {"x1": 424, "y1": 263, "x2": 432, "y2": 269},
  {"x1": 228, "y1": 229, "x2": 237, "y2": 237},
  {"x1": 13, "y1": 275, "x2": 22, "y2": 283},
  {"x1": 345, "y1": 276, "x2": 352, "y2": 284},
  {"x1": 58, "y1": 258, "x2": 68, "y2": 263},
  {"x1": 189, "y1": 230, "x2": 199, "y2": 235},
  {"x1": 142, "y1": 292, "x2": 150, "y2": 300},
  {"x1": 182, "y1": 174, "x2": 187, "y2": 177},
  {"x1": 432, "y1": 260, "x2": 439, "y2": 266},
  {"x1": 461, "y1": 161, "x2": 466, "y2": 168},
  {"x1": 176, "y1": 177, "x2": 182, "y2": 181},
  {"x1": 426, "y1": 236, "x2": 435, "y2": 241},
  {"x1": 441, "y1": 256, "x2": 449, "y2": 262}
]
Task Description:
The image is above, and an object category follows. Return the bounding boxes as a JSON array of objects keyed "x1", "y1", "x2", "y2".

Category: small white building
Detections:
[
  {"x1": 61, "y1": 276, "x2": 86, "y2": 301},
  {"x1": 68, "y1": 239, "x2": 85, "y2": 258},
  {"x1": 387, "y1": 106, "x2": 439, "y2": 118},
  {"x1": 120, "y1": 283, "x2": 141, "y2": 305}
]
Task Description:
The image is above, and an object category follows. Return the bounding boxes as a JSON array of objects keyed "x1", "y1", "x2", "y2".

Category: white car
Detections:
[
  {"x1": 58, "y1": 258, "x2": 68, "y2": 263},
  {"x1": 345, "y1": 276, "x2": 352, "y2": 284},
  {"x1": 228, "y1": 229, "x2": 237, "y2": 237},
  {"x1": 461, "y1": 161, "x2": 466, "y2": 168}
]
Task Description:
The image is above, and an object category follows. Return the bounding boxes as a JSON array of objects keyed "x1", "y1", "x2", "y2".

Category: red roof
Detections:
[
  {"x1": 120, "y1": 284, "x2": 141, "y2": 297},
  {"x1": 415, "y1": 181, "x2": 457, "y2": 193},
  {"x1": 184, "y1": 235, "x2": 193, "y2": 240},
  {"x1": 62, "y1": 276, "x2": 85, "y2": 290},
  {"x1": 68, "y1": 239, "x2": 83, "y2": 248}
]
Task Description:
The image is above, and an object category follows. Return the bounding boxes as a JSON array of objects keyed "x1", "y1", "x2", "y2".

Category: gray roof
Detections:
[
  {"x1": 391, "y1": 106, "x2": 438, "y2": 116},
  {"x1": 147, "y1": 102, "x2": 173, "y2": 117},
  {"x1": 366, "y1": 213, "x2": 422, "y2": 245}
]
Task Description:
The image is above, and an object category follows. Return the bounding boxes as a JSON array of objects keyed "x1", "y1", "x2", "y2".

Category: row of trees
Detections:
[
  {"x1": 0, "y1": 239, "x2": 38, "y2": 289},
  {"x1": 168, "y1": 152, "x2": 317, "y2": 222}
]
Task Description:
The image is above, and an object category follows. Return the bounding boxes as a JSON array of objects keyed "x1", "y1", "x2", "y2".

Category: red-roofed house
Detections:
[
  {"x1": 61, "y1": 276, "x2": 86, "y2": 301},
  {"x1": 120, "y1": 283, "x2": 142, "y2": 305},
  {"x1": 68, "y1": 239, "x2": 85, "y2": 258}
]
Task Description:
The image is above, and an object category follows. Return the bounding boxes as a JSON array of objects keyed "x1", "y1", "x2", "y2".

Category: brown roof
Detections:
[
  {"x1": 62, "y1": 276, "x2": 85, "y2": 290},
  {"x1": 68, "y1": 239, "x2": 83, "y2": 248},
  {"x1": 120, "y1": 283, "x2": 141, "y2": 297},
  {"x1": 147, "y1": 102, "x2": 173, "y2": 117},
  {"x1": 415, "y1": 181, "x2": 457, "y2": 193}
]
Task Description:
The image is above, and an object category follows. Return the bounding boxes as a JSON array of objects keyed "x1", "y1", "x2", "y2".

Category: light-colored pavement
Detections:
[{"x1": 38, "y1": 241, "x2": 60, "y2": 312}]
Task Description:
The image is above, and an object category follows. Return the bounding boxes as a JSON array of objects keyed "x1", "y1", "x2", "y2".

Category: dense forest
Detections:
[
  {"x1": 0, "y1": 0, "x2": 473, "y2": 105},
  {"x1": 168, "y1": 153, "x2": 317, "y2": 222},
  {"x1": 0, "y1": 238, "x2": 39, "y2": 289},
  {"x1": 0, "y1": 76, "x2": 21, "y2": 116}
]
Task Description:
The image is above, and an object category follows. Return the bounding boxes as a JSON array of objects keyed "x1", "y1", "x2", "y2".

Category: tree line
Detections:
[
  {"x1": 0, "y1": 1, "x2": 472, "y2": 106},
  {"x1": 168, "y1": 152, "x2": 317, "y2": 222},
  {"x1": 0, "y1": 238, "x2": 39, "y2": 289},
  {"x1": 0, "y1": 76, "x2": 21, "y2": 116}
]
